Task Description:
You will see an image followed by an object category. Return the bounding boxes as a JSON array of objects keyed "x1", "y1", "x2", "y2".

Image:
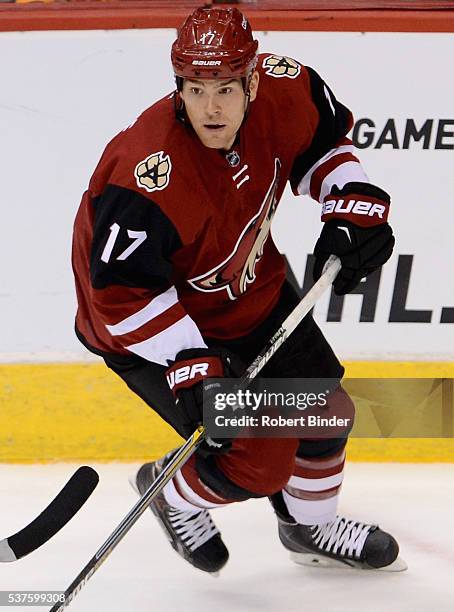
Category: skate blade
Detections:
[
  {"x1": 374, "y1": 557, "x2": 408, "y2": 572},
  {"x1": 290, "y1": 552, "x2": 408, "y2": 572}
]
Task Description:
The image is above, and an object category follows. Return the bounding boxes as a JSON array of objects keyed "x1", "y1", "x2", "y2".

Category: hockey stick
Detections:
[
  {"x1": 0, "y1": 466, "x2": 99, "y2": 562},
  {"x1": 49, "y1": 428, "x2": 205, "y2": 612},
  {"x1": 50, "y1": 254, "x2": 340, "y2": 611},
  {"x1": 239, "y1": 254, "x2": 341, "y2": 384}
]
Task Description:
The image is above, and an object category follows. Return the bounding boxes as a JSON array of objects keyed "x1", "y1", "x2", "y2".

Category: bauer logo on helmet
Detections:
[{"x1": 192, "y1": 60, "x2": 222, "y2": 66}]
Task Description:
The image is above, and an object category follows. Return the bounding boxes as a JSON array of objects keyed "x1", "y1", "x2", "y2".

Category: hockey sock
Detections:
[
  {"x1": 163, "y1": 455, "x2": 231, "y2": 512},
  {"x1": 282, "y1": 447, "x2": 345, "y2": 525}
]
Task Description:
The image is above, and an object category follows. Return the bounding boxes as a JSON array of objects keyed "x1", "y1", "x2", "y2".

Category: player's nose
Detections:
[{"x1": 204, "y1": 94, "x2": 221, "y2": 116}]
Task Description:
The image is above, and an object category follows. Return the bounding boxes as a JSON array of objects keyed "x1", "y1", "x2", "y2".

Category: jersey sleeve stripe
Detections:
[
  {"x1": 296, "y1": 144, "x2": 357, "y2": 198},
  {"x1": 105, "y1": 286, "x2": 178, "y2": 336},
  {"x1": 126, "y1": 314, "x2": 207, "y2": 365},
  {"x1": 113, "y1": 302, "x2": 186, "y2": 347},
  {"x1": 310, "y1": 152, "x2": 361, "y2": 201},
  {"x1": 318, "y1": 161, "x2": 369, "y2": 203}
]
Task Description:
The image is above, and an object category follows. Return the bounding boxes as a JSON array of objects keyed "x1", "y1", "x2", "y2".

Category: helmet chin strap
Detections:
[
  {"x1": 173, "y1": 89, "x2": 187, "y2": 125},
  {"x1": 243, "y1": 89, "x2": 252, "y2": 120}
]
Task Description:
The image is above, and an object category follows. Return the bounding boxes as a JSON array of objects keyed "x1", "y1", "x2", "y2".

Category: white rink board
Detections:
[{"x1": 0, "y1": 29, "x2": 453, "y2": 362}]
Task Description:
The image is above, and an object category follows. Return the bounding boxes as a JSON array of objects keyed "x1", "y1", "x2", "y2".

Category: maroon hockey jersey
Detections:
[{"x1": 73, "y1": 54, "x2": 367, "y2": 365}]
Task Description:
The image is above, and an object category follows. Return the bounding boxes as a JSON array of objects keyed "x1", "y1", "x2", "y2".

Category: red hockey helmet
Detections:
[{"x1": 171, "y1": 7, "x2": 258, "y2": 83}]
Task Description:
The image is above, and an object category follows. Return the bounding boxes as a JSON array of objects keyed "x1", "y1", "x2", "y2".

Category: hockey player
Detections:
[{"x1": 72, "y1": 7, "x2": 402, "y2": 574}]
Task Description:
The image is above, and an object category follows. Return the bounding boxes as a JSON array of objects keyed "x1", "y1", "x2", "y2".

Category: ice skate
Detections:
[
  {"x1": 278, "y1": 515, "x2": 407, "y2": 571},
  {"x1": 130, "y1": 453, "x2": 229, "y2": 575}
]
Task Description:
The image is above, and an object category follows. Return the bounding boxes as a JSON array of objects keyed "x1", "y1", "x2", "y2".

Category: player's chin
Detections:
[
  {"x1": 200, "y1": 133, "x2": 232, "y2": 149},
  {"x1": 196, "y1": 125, "x2": 233, "y2": 149}
]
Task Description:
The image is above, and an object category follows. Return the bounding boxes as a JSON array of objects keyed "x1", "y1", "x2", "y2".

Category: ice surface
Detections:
[{"x1": 1, "y1": 462, "x2": 453, "y2": 611}]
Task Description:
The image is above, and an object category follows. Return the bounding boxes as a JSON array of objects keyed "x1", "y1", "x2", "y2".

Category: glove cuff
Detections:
[
  {"x1": 321, "y1": 182, "x2": 390, "y2": 228},
  {"x1": 166, "y1": 356, "x2": 224, "y2": 395}
]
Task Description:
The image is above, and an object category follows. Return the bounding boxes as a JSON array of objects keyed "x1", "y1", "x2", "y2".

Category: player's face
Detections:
[{"x1": 180, "y1": 73, "x2": 259, "y2": 150}]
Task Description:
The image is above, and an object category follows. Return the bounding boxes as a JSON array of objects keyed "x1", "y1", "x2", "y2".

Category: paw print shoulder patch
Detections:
[
  {"x1": 135, "y1": 150, "x2": 172, "y2": 193},
  {"x1": 262, "y1": 55, "x2": 302, "y2": 79}
]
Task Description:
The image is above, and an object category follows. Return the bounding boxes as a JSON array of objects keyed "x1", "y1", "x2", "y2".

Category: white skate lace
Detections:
[
  {"x1": 168, "y1": 508, "x2": 219, "y2": 552},
  {"x1": 311, "y1": 516, "x2": 373, "y2": 559}
]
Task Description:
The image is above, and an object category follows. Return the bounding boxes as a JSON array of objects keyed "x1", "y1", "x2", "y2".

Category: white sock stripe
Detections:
[
  {"x1": 295, "y1": 449, "x2": 346, "y2": 470},
  {"x1": 174, "y1": 471, "x2": 226, "y2": 509},
  {"x1": 162, "y1": 478, "x2": 202, "y2": 513},
  {"x1": 106, "y1": 286, "x2": 179, "y2": 336},
  {"x1": 282, "y1": 489, "x2": 339, "y2": 526},
  {"x1": 287, "y1": 472, "x2": 344, "y2": 492}
]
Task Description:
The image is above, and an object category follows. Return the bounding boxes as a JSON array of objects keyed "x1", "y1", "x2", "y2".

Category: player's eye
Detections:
[
  {"x1": 219, "y1": 87, "x2": 233, "y2": 94},
  {"x1": 190, "y1": 87, "x2": 202, "y2": 95}
]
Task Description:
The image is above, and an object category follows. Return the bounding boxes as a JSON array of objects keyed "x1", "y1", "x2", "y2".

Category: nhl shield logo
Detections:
[
  {"x1": 262, "y1": 55, "x2": 301, "y2": 79},
  {"x1": 135, "y1": 150, "x2": 172, "y2": 193},
  {"x1": 225, "y1": 151, "x2": 241, "y2": 168}
]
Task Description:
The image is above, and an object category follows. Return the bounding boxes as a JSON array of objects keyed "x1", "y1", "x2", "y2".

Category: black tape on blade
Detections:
[{"x1": 6, "y1": 466, "x2": 99, "y2": 560}]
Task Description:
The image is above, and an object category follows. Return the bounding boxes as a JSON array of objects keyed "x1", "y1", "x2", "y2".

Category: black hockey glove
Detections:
[
  {"x1": 165, "y1": 347, "x2": 243, "y2": 455},
  {"x1": 313, "y1": 182, "x2": 395, "y2": 295}
]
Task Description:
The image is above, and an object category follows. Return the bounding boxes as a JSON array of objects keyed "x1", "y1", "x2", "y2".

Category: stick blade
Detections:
[{"x1": 0, "y1": 466, "x2": 99, "y2": 562}]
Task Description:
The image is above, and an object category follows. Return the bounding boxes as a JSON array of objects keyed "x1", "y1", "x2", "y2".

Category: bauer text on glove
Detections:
[{"x1": 313, "y1": 182, "x2": 395, "y2": 295}]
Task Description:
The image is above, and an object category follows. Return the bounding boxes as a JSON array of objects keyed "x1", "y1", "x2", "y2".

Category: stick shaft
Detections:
[
  {"x1": 241, "y1": 254, "x2": 341, "y2": 384},
  {"x1": 49, "y1": 428, "x2": 204, "y2": 612}
]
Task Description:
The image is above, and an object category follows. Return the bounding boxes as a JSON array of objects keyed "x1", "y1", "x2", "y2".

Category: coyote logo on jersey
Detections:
[
  {"x1": 189, "y1": 159, "x2": 281, "y2": 301},
  {"x1": 135, "y1": 150, "x2": 172, "y2": 193},
  {"x1": 262, "y1": 55, "x2": 301, "y2": 79}
]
